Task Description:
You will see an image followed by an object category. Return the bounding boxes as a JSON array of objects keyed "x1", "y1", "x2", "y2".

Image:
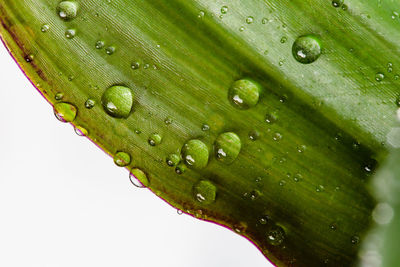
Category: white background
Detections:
[{"x1": 0, "y1": 43, "x2": 273, "y2": 267}]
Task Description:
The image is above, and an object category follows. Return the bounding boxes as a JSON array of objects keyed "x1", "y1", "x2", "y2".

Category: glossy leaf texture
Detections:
[{"x1": 1, "y1": 0, "x2": 399, "y2": 266}]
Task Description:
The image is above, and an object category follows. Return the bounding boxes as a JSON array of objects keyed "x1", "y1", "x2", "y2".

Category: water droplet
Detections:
[
  {"x1": 221, "y1": 6, "x2": 228, "y2": 14},
  {"x1": 95, "y1": 40, "x2": 105, "y2": 49},
  {"x1": 74, "y1": 126, "x2": 88, "y2": 136},
  {"x1": 265, "y1": 112, "x2": 278, "y2": 124},
  {"x1": 164, "y1": 117, "x2": 172, "y2": 125},
  {"x1": 85, "y1": 98, "x2": 95, "y2": 109},
  {"x1": 129, "y1": 168, "x2": 149, "y2": 188},
  {"x1": 316, "y1": 184, "x2": 325, "y2": 192},
  {"x1": 57, "y1": 1, "x2": 78, "y2": 21},
  {"x1": 105, "y1": 46, "x2": 115, "y2": 55},
  {"x1": 248, "y1": 130, "x2": 260, "y2": 141},
  {"x1": 351, "y1": 235, "x2": 360, "y2": 245},
  {"x1": 131, "y1": 62, "x2": 140, "y2": 70},
  {"x1": 114, "y1": 151, "x2": 131, "y2": 167},
  {"x1": 332, "y1": 0, "x2": 343, "y2": 7},
  {"x1": 201, "y1": 124, "x2": 210, "y2": 131},
  {"x1": 267, "y1": 226, "x2": 286, "y2": 246},
  {"x1": 55, "y1": 92, "x2": 64, "y2": 101},
  {"x1": 246, "y1": 16, "x2": 254, "y2": 24},
  {"x1": 198, "y1": 11, "x2": 205, "y2": 18},
  {"x1": 261, "y1": 18, "x2": 269, "y2": 24},
  {"x1": 363, "y1": 158, "x2": 377, "y2": 173},
  {"x1": 54, "y1": 102, "x2": 77, "y2": 122},
  {"x1": 148, "y1": 133, "x2": 162, "y2": 146},
  {"x1": 181, "y1": 139, "x2": 209, "y2": 169},
  {"x1": 228, "y1": 78, "x2": 261, "y2": 109},
  {"x1": 101, "y1": 85, "x2": 134, "y2": 118},
  {"x1": 292, "y1": 35, "x2": 322, "y2": 64},
  {"x1": 259, "y1": 215, "x2": 269, "y2": 225},
  {"x1": 41, "y1": 24, "x2": 50, "y2": 33},
  {"x1": 25, "y1": 54, "x2": 34, "y2": 62},
  {"x1": 293, "y1": 173, "x2": 303, "y2": 182},
  {"x1": 341, "y1": 4, "x2": 348, "y2": 11},
  {"x1": 175, "y1": 162, "x2": 187, "y2": 174},
  {"x1": 279, "y1": 179, "x2": 286, "y2": 186},
  {"x1": 166, "y1": 153, "x2": 180, "y2": 167},
  {"x1": 375, "y1": 72, "x2": 385, "y2": 82},
  {"x1": 273, "y1": 132, "x2": 282, "y2": 141},
  {"x1": 177, "y1": 209, "x2": 183, "y2": 215},
  {"x1": 280, "y1": 37, "x2": 287, "y2": 43},
  {"x1": 65, "y1": 29, "x2": 76, "y2": 39},
  {"x1": 239, "y1": 26, "x2": 245, "y2": 32},
  {"x1": 214, "y1": 132, "x2": 241, "y2": 164},
  {"x1": 329, "y1": 223, "x2": 337, "y2": 230},
  {"x1": 193, "y1": 180, "x2": 217, "y2": 204}
]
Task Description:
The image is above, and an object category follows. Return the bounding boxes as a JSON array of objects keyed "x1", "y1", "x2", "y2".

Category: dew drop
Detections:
[
  {"x1": 74, "y1": 126, "x2": 88, "y2": 136},
  {"x1": 351, "y1": 235, "x2": 360, "y2": 245},
  {"x1": 181, "y1": 139, "x2": 209, "y2": 169},
  {"x1": 85, "y1": 98, "x2": 95, "y2": 109},
  {"x1": 148, "y1": 133, "x2": 162, "y2": 146},
  {"x1": 221, "y1": 6, "x2": 228, "y2": 14},
  {"x1": 101, "y1": 85, "x2": 133, "y2": 118},
  {"x1": 265, "y1": 112, "x2": 278, "y2": 124},
  {"x1": 201, "y1": 124, "x2": 210, "y2": 131},
  {"x1": 246, "y1": 16, "x2": 254, "y2": 24},
  {"x1": 54, "y1": 102, "x2": 77, "y2": 122},
  {"x1": 332, "y1": 0, "x2": 343, "y2": 8},
  {"x1": 248, "y1": 130, "x2": 260, "y2": 141},
  {"x1": 175, "y1": 162, "x2": 187, "y2": 174},
  {"x1": 375, "y1": 72, "x2": 385, "y2": 82},
  {"x1": 166, "y1": 153, "x2": 180, "y2": 167},
  {"x1": 292, "y1": 35, "x2": 322, "y2": 64},
  {"x1": 105, "y1": 46, "x2": 116, "y2": 55},
  {"x1": 95, "y1": 40, "x2": 105, "y2": 49},
  {"x1": 177, "y1": 209, "x2": 183, "y2": 215},
  {"x1": 267, "y1": 226, "x2": 286, "y2": 246},
  {"x1": 114, "y1": 151, "x2": 131, "y2": 167},
  {"x1": 228, "y1": 78, "x2": 261, "y2": 109},
  {"x1": 193, "y1": 180, "x2": 217, "y2": 204},
  {"x1": 280, "y1": 37, "x2": 287, "y2": 43},
  {"x1": 55, "y1": 92, "x2": 64, "y2": 101},
  {"x1": 65, "y1": 29, "x2": 76, "y2": 39},
  {"x1": 129, "y1": 168, "x2": 149, "y2": 188},
  {"x1": 57, "y1": 1, "x2": 78, "y2": 21},
  {"x1": 131, "y1": 62, "x2": 140, "y2": 70},
  {"x1": 164, "y1": 117, "x2": 173, "y2": 125},
  {"x1": 214, "y1": 132, "x2": 241, "y2": 164},
  {"x1": 41, "y1": 24, "x2": 50, "y2": 33}
]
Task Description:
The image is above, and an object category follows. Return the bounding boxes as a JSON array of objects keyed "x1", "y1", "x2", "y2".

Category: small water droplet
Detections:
[
  {"x1": 265, "y1": 112, "x2": 278, "y2": 124},
  {"x1": 248, "y1": 130, "x2": 260, "y2": 141},
  {"x1": 175, "y1": 162, "x2": 187, "y2": 174},
  {"x1": 261, "y1": 18, "x2": 269, "y2": 24},
  {"x1": 193, "y1": 180, "x2": 217, "y2": 204},
  {"x1": 332, "y1": 0, "x2": 343, "y2": 8},
  {"x1": 316, "y1": 185, "x2": 325, "y2": 192},
  {"x1": 85, "y1": 98, "x2": 95, "y2": 109},
  {"x1": 246, "y1": 16, "x2": 254, "y2": 24},
  {"x1": 95, "y1": 40, "x2": 105, "y2": 49},
  {"x1": 41, "y1": 24, "x2": 50, "y2": 33},
  {"x1": 105, "y1": 46, "x2": 116, "y2": 55},
  {"x1": 293, "y1": 173, "x2": 303, "y2": 182},
  {"x1": 259, "y1": 215, "x2": 269, "y2": 225},
  {"x1": 201, "y1": 124, "x2": 210, "y2": 131},
  {"x1": 273, "y1": 132, "x2": 282, "y2": 141},
  {"x1": 102, "y1": 85, "x2": 134, "y2": 118},
  {"x1": 239, "y1": 26, "x2": 245, "y2": 32},
  {"x1": 214, "y1": 132, "x2": 241, "y2": 164},
  {"x1": 57, "y1": 1, "x2": 78, "y2": 21},
  {"x1": 221, "y1": 6, "x2": 228, "y2": 14},
  {"x1": 280, "y1": 37, "x2": 287, "y2": 43},
  {"x1": 131, "y1": 62, "x2": 140, "y2": 70},
  {"x1": 177, "y1": 209, "x2": 183, "y2": 215},
  {"x1": 181, "y1": 139, "x2": 209, "y2": 169},
  {"x1": 74, "y1": 126, "x2": 88, "y2": 136},
  {"x1": 351, "y1": 235, "x2": 360, "y2": 245},
  {"x1": 267, "y1": 226, "x2": 286, "y2": 246},
  {"x1": 114, "y1": 151, "x2": 131, "y2": 167},
  {"x1": 164, "y1": 117, "x2": 172, "y2": 125},
  {"x1": 228, "y1": 78, "x2": 261, "y2": 110},
  {"x1": 329, "y1": 223, "x2": 337, "y2": 230},
  {"x1": 129, "y1": 168, "x2": 149, "y2": 188},
  {"x1": 341, "y1": 4, "x2": 348, "y2": 11},
  {"x1": 198, "y1": 11, "x2": 205, "y2": 18},
  {"x1": 148, "y1": 133, "x2": 162, "y2": 146},
  {"x1": 54, "y1": 102, "x2": 77, "y2": 122},
  {"x1": 292, "y1": 35, "x2": 322, "y2": 64},
  {"x1": 166, "y1": 153, "x2": 180, "y2": 167},
  {"x1": 65, "y1": 29, "x2": 76, "y2": 39},
  {"x1": 375, "y1": 72, "x2": 385, "y2": 82},
  {"x1": 55, "y1": 92, "x2": 64, "y2": 101}
]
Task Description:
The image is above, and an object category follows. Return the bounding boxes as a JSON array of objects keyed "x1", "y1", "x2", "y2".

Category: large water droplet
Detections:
[
  {"x1": 214, "y1": 132, "x2": 241, "y2": 164},
  {"x1": 228, "y1": 79, "x2": 261, "y2": 109},
  {"x1": 114, "y1": 151, "x2": 131, "y2": 167},
  {"x1": 101, "y1": 85, "x2": 133, "y2": 118},
  {"x1": 129, "y1": 168, "x2": 149, "y2": 188},
  {"x1": 292, "y1": 35, "x2": 322, "y2": 64},
  {"x1": 181, "y1": 139, "x2": 209, "y2": 169},
  {"x1": 57, "y1": 1, "x2": 78, "y2": 21},
  {"x1": 267, "y1": 225, "x2": 286, "y2": 246},
  {"x1": 193, "y1": 180, "x2": 217, "y2": 204},
  {"x1": 54, "y1": 102, "x2": 77, "y2": 122}
]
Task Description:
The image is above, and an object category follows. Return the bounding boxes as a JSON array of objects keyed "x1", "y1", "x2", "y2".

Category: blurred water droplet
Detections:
[{"x1": 193, "y1": 180, "x2": 217, "y2": 204}]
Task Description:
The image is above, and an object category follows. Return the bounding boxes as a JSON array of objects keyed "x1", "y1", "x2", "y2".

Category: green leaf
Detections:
[{"x1": 1, "y1": 0, "x2": 398, "y2": 265}]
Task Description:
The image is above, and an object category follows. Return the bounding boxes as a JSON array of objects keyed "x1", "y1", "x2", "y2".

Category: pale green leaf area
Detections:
[{"x1": 1, "y1": 0, "x2": 400, "y2": 266}]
